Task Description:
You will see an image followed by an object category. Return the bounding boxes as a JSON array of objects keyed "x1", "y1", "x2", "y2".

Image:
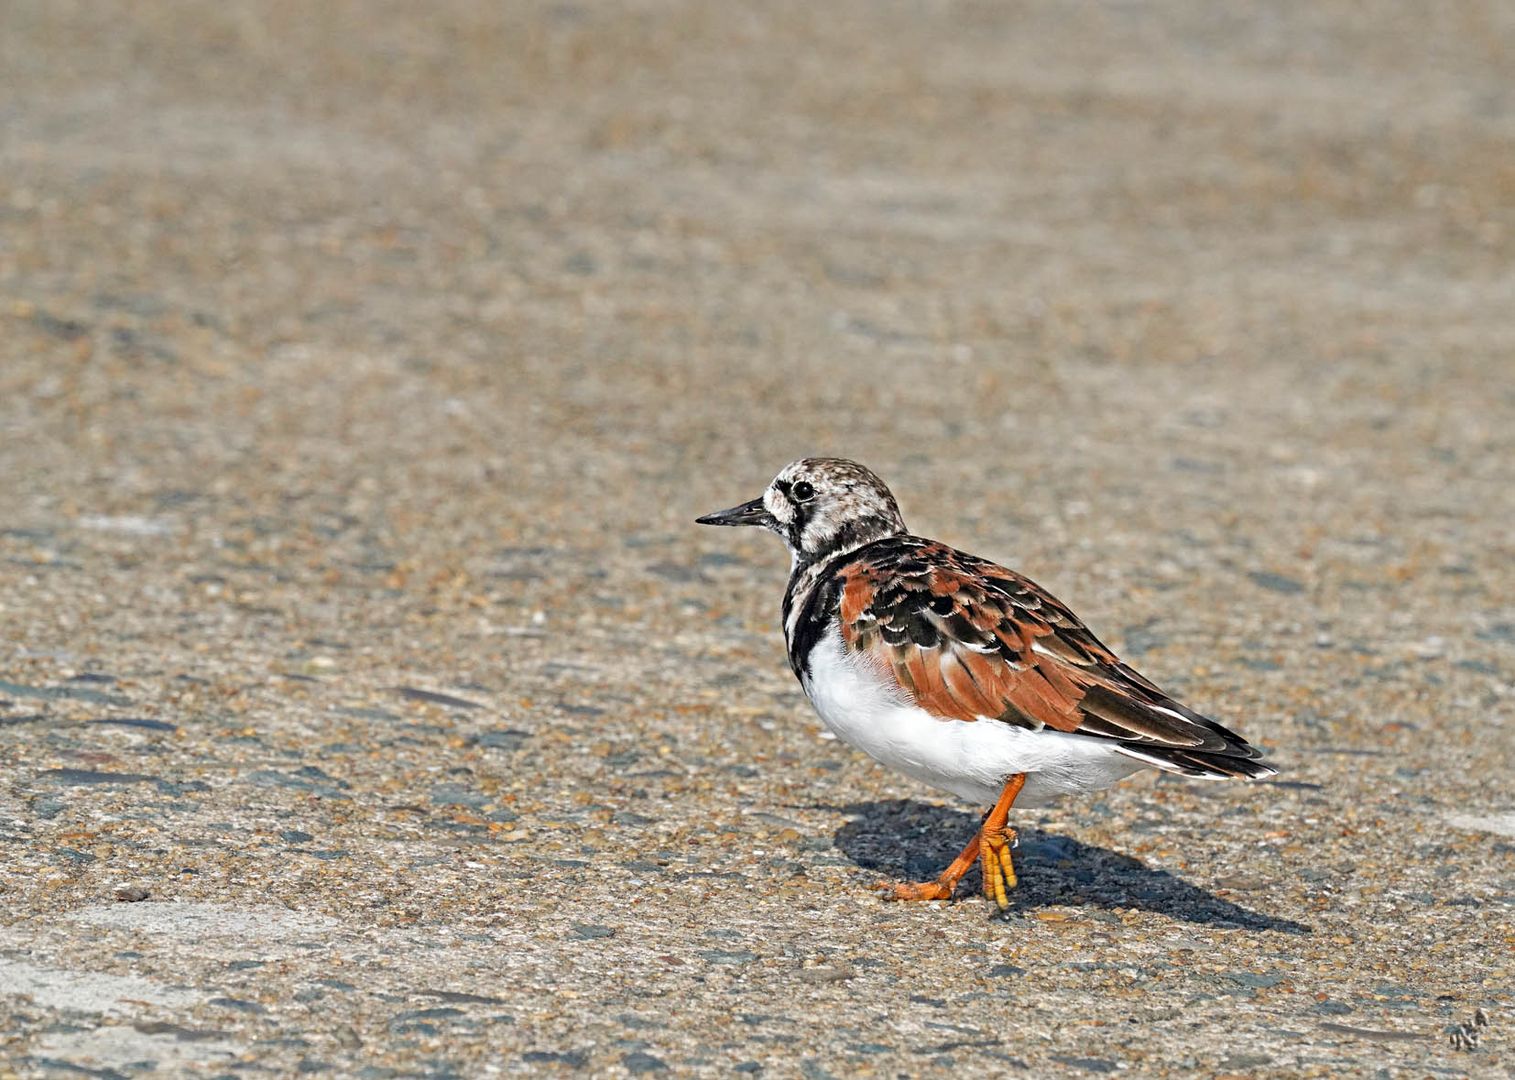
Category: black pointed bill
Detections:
[{"x1": 696, "y1": 496, "x2": 776, "y2": 529}]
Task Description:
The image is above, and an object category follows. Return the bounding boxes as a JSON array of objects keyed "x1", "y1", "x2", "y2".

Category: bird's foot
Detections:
[{"x1": 980, "y1": 825, "x2": 1018, "y2": 912}]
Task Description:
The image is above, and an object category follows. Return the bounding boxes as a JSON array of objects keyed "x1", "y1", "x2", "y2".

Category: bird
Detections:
[{"x1": 697, "y1": 457, "x2": 1275, "y2": 911}]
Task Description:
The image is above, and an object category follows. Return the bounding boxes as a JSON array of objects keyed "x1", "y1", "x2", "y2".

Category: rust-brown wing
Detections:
[{"x1": 834, "y1": 539, "x2": 1271, "y2": 777}]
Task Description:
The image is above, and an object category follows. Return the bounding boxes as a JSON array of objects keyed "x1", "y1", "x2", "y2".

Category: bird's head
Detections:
[{"x1": 697, "y1": 457, "x2": 907, "y2": 563}]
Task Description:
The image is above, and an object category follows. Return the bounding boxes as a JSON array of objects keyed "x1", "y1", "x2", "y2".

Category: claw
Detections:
[{"x1": 998, "y1": 831, "x2": 1018, "y2": 889}]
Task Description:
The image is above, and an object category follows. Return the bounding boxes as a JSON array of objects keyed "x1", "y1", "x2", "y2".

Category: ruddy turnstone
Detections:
[{"x1": 698, "y1": 458, "x2": 1274, "y2": 911}]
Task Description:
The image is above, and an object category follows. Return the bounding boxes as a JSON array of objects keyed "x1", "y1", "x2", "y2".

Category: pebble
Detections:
[{"x1": 392, "y1": 687, "x2": 485, "y2": 711}]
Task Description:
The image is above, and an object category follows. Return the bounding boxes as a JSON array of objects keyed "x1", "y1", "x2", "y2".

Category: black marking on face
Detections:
[{"x1": 768, "y1": 478, "x2": 807, "y2": 551}]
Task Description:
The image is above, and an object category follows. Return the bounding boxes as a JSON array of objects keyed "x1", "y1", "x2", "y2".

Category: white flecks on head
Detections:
[
  {"x1": 762, "y1": 486, "x2": 796, "y2": 528},
  {"x1": 763, "y1": 457, "x2": 908, "y2": 560}
]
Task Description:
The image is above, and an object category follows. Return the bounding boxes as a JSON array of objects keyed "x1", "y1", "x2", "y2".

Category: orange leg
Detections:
[
  {"x1": 979, "y1": 772, "x2": 1025, "y2": 911},
  {"x1": 885, "y1": 828, "x2": 983, "y2": 901},
  {"x1": 881, "y1": 774, "x2": 1026, "y2": 908}
]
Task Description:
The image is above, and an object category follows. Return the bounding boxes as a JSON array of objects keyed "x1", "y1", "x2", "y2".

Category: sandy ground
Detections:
[{"x1": 2, "y1": 2, "x2": 1513, "y2": 1076}]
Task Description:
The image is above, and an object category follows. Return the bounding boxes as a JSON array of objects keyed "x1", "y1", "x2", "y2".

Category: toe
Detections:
[{"x1": 884, "y1": 880, "x2": 953, "y2": 902}]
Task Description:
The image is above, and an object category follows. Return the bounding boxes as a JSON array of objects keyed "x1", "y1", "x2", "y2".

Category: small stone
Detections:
[
  {"x1": 248, "y1": 768, "x2": 350, "y2": 799},
  {"x1": 1049, "y1": 1056, "x2": 1119, "y2": 1074},
  {"x1": 570, "y1": 924, "x2": 615, "y2": 940},
  {"x1": 699, "y1": 949, "x2": 757, "y2": 964},
  {"x1": 473, "y1": 729, "x2": 531, "y2": 750},
  {"x1": 210, "y1": 997, "x2": 267, "y2": 1014},
  {"x1": 337, "y1": 706, "x2": 401, "y2": 722},
  {"x1": 623, "y1": 1051, "x2": 668, "y2": 1074},
  {"x1": 114, "y1": 885, "x2": 150, "y2": 902},
  {"x1": 522, "y1": 1051, "x2": 588, "y2": 1068},
  {"x1": 430, "y1": 783, "x2": 489, "y2": 808},
  {"x1": 563, "y1": 252, "x2": 597, "y2": 276},
  {"x1": 91, "y1": 717, "x2": 176, "y2": 732},
  {"x1": 391, "y1": 1007, "x2": 465, "y2": 1027},
  {"x1": 39, "y1": 768, "x2": 157, "y2": 786},
  {"x1": 0, "y1": 679, "x2": 130, "y2": 705},
  {"x1": 1220, "y1": 1053, "x2": 1273, "y2": 1068},
  {"x1": 1248, "y1": 571, "x2": 1306, "y2": 595},
  {"x1": 392, "y1": 686, "x2": 485, "y2": 710},
  {"x1": 131, "y1": 1021, "x2": 227, "y2": 1041},
  {"x1": 1227, "y1": 972, "x2": 1285, "y2": 989},
  {"x1": 644, "y1": 561, "x2": 703, "y2": 583},
  {"x1": 419, "y1": 990, "x2": 506, "y2": 1005},
  {"x1": 798, "y1": 963, "x2": 854, "y2": 983}
]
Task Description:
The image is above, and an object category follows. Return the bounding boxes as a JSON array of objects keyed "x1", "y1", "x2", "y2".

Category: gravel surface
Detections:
[{"x1": 2, "y1": 2, "x2": 1513, "y2": 1076}]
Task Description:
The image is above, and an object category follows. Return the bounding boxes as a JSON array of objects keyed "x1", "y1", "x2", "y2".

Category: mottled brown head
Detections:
[{"x1": 697, "y1": 457, "x2": 907, "y2": 562}]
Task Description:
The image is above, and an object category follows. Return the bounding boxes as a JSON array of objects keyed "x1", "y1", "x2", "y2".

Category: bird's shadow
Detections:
[{"x1": 831, "y1": 799, "x2": 1311, "y2": 934}]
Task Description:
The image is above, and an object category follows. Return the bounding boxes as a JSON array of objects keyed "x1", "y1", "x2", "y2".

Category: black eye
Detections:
[{"x1": 791, "y1": 480, "x2": 815, "y2": 502}]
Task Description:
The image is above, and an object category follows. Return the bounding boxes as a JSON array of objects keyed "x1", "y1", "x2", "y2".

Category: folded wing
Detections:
[{"x1": 834, "y1": 539, "x2": 1273, "y2": 779}]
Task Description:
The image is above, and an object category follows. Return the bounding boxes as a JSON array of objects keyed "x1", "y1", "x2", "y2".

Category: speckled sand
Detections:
[{"x1": 2, "y1": 3, "x2": 1512, "y2": 1077}]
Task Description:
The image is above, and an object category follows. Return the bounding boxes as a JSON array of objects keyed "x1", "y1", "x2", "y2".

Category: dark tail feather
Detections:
[{"x1": 1114, "y1": 742, "x2": 1277, "y2": 780}]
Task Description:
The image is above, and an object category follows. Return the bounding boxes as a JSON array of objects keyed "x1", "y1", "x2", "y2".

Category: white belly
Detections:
[{"x1": 801, "y1": 633, "x2": 1145, "y2": 807}]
